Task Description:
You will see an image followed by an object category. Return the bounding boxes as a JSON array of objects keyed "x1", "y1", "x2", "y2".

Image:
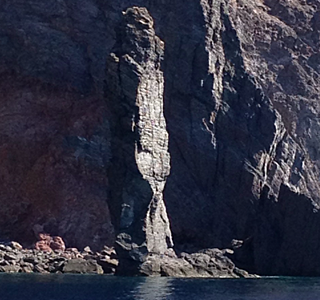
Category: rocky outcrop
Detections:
[
  {"x1": 105, "y1": 7, "x2": 173, "y2": 275},
  {"x1": 140, "y1": 248, "x2": 256, "y2": 278},
  {"x1": 34, "y1": 232, "x2": 66, "y2": 253},
  {"x1": 1, "y1": 0, "x2": 320, "y2": 276},
  {"x1": 0, "y1": 242, "x2": 117, "y2": 274},
  {"x1": 0, "y1": 240, "x2": 252, "y2": 278}
]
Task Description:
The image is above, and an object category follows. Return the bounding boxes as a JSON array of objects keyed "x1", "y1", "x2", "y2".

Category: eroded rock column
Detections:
[{"x1": 105, "y1": 7, "x2": 173, "y2": 275}]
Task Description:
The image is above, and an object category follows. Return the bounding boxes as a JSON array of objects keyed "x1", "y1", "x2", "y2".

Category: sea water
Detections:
[{"x1": 1, "y1": 274, "x2": 320, "y2": 300}]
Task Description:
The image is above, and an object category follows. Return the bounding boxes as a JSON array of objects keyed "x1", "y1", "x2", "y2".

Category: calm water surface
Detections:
[{"x1": 1, "y1": 274, "x2": 320, "y2": 300}]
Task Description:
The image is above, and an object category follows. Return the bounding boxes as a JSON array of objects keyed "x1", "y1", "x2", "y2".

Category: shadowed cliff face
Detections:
[
  {"x1": 1, "y1": 0, "x2": 320, "y2": 275},
  {"x1": 0, "y1": 72, "x2": 114, "y2": 250}
]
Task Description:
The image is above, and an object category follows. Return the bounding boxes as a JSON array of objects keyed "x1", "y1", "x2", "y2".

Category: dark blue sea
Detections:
[{"x1": 1, "y1": 274, "x2": 320, "y2": 300}]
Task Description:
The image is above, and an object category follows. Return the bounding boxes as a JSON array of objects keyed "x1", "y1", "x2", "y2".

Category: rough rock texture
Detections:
[
  {"x1": 105, "y1": 7, "x2": 173, "y2": 275},
  {"x1": 34, "y1": 232, "x2": 66, "y2": 252},
  {"x1": 0, "y1": 0, "x2": 116, "y2": 251},
  {"x1": 63, "y1": 258, "x2": 103, "y2": 274},
  {"x1": 140, "y1": 248, "x2": 255, "y2": 278},
  {"x1": 153, "y1": 0, "x2": 320, "y2": 277},
  {"x1": 0, "y1": 0, "x2": 320, "y2": 276},
  {"x1": 0, "y1": 73, "x2": 115, "y2": 250},
  {"x1": 0, "y1": 242, "x2": 117, "y2": 274}
]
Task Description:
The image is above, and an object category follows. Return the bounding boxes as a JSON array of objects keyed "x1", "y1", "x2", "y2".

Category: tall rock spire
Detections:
[{"x1": 105, "y1": 7, "x2": 173, "y2": 274}]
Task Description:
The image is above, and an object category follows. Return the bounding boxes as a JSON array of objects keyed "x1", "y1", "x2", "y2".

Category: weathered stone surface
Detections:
[
  {"x1": 34, "y1": 263, "x2": 49, "y2": 273},
  {"x1": 0, "y1": 0, "x2": 320, "y2": 277},
  {"x1": 0, "y1": 242, "x2": 118, "y2": 274},
  {"x1": 139, "y1": 248, "x2": 254, "y2": 278},
  {"x1": 22, "y1": 265, "x2": 34, "y2": 273},
  {"x1": 106, "y1": 7, "x2": 173, "y2": 275},
  {"x1": 35, "y1": 241, "x2": 52, "y2": 253},
  {"x1": 0, "y1": 265, "x2": 22, "y2": 273},
  {"x1": 4, "y1": 252, "x2": 21, "y2": 262},
  {"x1": 83, "y1": 246, "x2": 93, "y2": 254},
  {"x1": 0, "y1": 73, "x2": 115, "y2": 250},
  {"x1": 63, "y1": 259, "x2": 103, "y2": 274},
  {"x1": 10, "y1": 242, "x2": 23, "y2": 251},
  {"x1": 50, "y1": 237, "x2": 66, "y2": 252},
  {"x1": 97, "y1": 256, "x2": 118, "y2": 274}
]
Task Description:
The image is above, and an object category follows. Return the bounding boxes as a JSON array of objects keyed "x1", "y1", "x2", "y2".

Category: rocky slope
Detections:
[{"x1": 0, "y1": 0, "x2": 320, "y2": 276}]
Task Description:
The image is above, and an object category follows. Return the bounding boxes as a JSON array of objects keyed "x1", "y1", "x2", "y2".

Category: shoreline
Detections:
[
  {"x1": 0, "y1": 242, "x2": 118, "y2": 275},
  {"x1": 0, "y1": 241, "x2": 258, "y2": 278}
]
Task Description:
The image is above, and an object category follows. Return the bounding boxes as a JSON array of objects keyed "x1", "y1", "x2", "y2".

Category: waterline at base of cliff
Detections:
[{"x1": 0, "y1": 240, "x2": 257, "y2": 278}]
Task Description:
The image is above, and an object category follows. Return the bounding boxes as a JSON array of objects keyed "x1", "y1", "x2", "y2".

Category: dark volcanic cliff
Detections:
[{"x1": 0, "y1": 0, "x2": 320, "y2": 276}]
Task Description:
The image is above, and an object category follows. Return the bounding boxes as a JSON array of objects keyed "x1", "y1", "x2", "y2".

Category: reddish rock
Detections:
[
  {"x1": 35, "y1": 241, "x2": 52, "y2": 253},
  {"x1": 61, "y1": 252, "x2": 73, "y2": 260},
  {"x1": 50, "y1": 236, "x2": 66, "y2": 252},
  {"x1": 38, "y1": 233, "x2": 51, "y2": 242}
]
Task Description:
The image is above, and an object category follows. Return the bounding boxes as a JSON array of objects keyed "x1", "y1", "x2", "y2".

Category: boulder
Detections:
[
  {"x1": 48, "y1": 260, "x2": 65, "y2": 273},
  {"x1": 97, "y1": 257, "x2": 118, "y2": 274},
  {"x1": 22, "y1": 265, "x2": 33, "y2": 273},
  {"x1": 101, "y1": 246, "x2": 115, "y2": 257},
  {"x1": 35, "y1": 241, "x2": 52, "y2": 253},
  {"x1": 38, "y1": 233, "x2": 51, "y2": 242},
  {"x1": 50, "y1": 237, "x2": 66, "y2": 252},
  {"x1": 34, "y1": 263, "x2": 49, "y2": 273},
  {"x1": 9, "y1": 242, "x2": 23, "y2": 250},
  {"x1": 0, "y1": 265, "x2": 21, "y2": 273},
  {"x1": 83, "y1": 246, "x2": 94, "y2": 255},
  {"x1": 63, "y1": 259, "x2": 103, "y2": 274},
  {"x1": 4, "y1": 252, "x2": 21, "y2": 262}
]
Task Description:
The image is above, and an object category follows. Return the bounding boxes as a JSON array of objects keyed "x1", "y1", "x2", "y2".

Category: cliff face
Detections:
[{"x1": 1, "y1": 0, "x2": 320, "y2": 275}]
